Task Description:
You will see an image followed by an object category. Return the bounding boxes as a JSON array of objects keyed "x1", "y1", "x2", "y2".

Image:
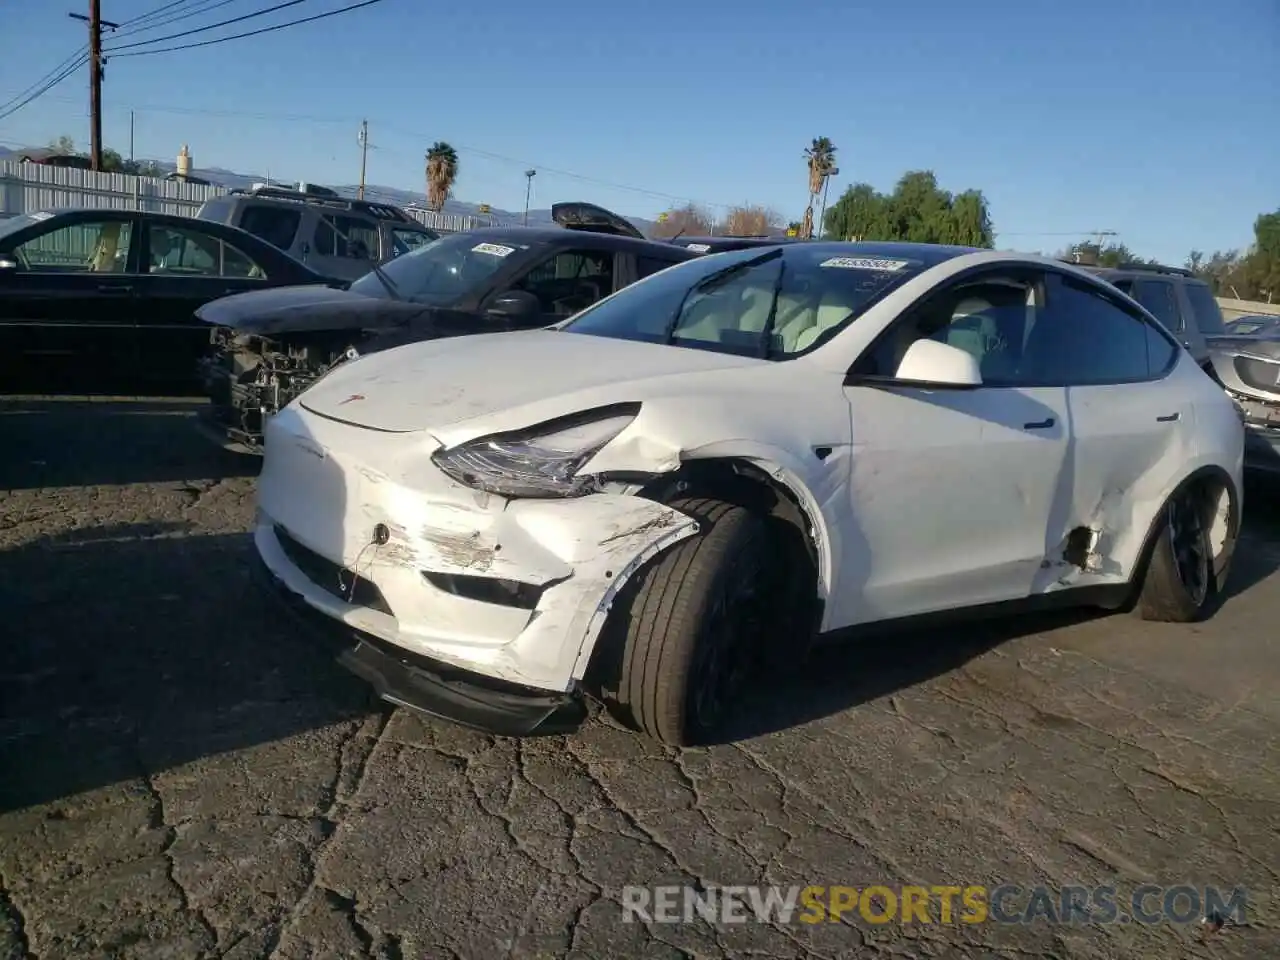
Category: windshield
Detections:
[
  {"x1": 348, "y1": 231, "x2": 532, "y2": 303},
  {"x1": 561, "y1": 246, "x2": 927, "y2": 358}
]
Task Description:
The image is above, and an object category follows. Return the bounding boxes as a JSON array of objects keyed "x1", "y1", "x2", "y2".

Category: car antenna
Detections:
[{"x1": 669, "y1": 227, "x2": 686, "y2": 243}]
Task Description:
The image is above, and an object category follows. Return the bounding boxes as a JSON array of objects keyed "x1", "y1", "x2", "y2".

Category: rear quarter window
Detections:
[
  {"x1": 237, "y1": 204, "x2": 302, "y2": 252},
  {"x1": 1183, "y1": 282, "x2": 1226, "y2": 336},
  {"x1": 195, "y1": 197, "x2": 235, "y2": 223}
]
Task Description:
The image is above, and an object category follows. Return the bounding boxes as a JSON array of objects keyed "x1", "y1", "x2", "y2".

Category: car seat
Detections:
[{"x1": 788, "y1": 289, "x2": 858, "y2": 353}]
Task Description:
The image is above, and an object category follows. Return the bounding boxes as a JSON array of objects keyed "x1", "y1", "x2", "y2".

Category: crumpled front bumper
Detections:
[{"x1": 254, "y1": 404, "x2": 699, "y2": 719}]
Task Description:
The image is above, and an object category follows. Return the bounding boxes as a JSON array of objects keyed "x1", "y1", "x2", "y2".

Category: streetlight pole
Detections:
[
  {"x1": 523, "y1": 169, "x2": 536, "y2": 226},
  {"x1": 356, "y1": 120, "x2": 369, "y2": 200}
]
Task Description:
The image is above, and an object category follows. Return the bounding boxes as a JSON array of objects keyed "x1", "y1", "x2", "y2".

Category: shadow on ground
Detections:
[
  {"x1": 717, "y1": 484, "x2": 1280, "y2": 743},
  {"x1": 0, "y1": 524, "x2": 378, "y2": 813},
  {"x1": 0, "y1": 397, "x2": 257, "y2": 490}
]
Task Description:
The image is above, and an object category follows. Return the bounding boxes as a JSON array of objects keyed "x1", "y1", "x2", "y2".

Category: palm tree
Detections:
[
  {"x1": 801, "y1": 137, "x2": 837, "y2": 239},
  {"x1": 424, "y1": 141, "x2": 459, "y2": 212}
]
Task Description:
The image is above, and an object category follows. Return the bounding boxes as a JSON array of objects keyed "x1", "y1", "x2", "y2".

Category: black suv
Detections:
[{"x1": 1078, "y1": 261, "x2": 1225, "y2": 368}]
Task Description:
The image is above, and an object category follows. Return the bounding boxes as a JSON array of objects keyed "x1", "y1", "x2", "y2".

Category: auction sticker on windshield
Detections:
[
  {"x1": 820, "y1": 257, "x2": 911, "y2": 271},
  {"x1": 472, "y1": 242, "x2": 516, "y2": 257},
  {"x1": 685, "y1": 243, "x2": 712, "y2": 253}
]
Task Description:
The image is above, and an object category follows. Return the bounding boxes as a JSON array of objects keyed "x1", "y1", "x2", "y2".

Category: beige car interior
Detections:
[
  {"x1": 89, "y1": 223, "x2": 126, "y2": 272},
  {"x1": 676, "y1": 279, "x2": 864, "y2": 354}
]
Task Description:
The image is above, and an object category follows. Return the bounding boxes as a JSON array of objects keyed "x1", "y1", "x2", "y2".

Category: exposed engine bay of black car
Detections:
[{"x1": 199, "y1": 327, "x2": 359, "y2": 454}]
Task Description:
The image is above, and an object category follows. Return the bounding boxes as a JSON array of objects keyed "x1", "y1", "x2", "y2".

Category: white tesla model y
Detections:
[{"x1": 251, "y1": 241, "x2": 1244, "y2": 745}]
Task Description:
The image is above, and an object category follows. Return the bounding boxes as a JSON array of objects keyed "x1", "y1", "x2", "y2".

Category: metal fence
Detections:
[{"x1": 0, "y1": 160, "x2": 487, "y2": 233}]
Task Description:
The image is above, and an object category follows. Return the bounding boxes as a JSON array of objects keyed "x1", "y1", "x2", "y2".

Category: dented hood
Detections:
[{"x1": 298, "y1": 329, "x2": 762, "y2": 439}]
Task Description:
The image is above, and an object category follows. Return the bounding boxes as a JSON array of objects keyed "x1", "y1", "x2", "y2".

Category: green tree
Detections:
[
  {"x1": 823, "y1": 171, "x2": 994, "y2": 247},
  {"x1": 1186, "y1": 209, "x2": 1280, "y2": 302}
]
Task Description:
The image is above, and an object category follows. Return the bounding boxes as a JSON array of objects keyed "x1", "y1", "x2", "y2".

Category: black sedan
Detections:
[
  {"x1": 668, "y1": 235, "x2": 807, "y2": 255},
  {"x1": 194, "y1": 201, "x2": 698, "y2": 452},
  {"x1": 0, "y1": 208, "x2": 333, "y2": 383}
]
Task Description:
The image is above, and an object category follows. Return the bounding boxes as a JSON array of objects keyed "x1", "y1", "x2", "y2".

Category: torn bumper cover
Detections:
[{"x1": 253, "y1": 406, "x2": 699, "y2": 733}]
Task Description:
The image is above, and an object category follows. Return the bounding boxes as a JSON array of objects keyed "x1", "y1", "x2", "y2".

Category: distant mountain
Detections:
[{"x1": 0, "y1": 145, "x2": 657, "y2": 235}]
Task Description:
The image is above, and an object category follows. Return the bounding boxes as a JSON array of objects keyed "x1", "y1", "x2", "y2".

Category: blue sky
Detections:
[{"x1": 0, "y1": 0, "x2": 1276, "y2": 262}]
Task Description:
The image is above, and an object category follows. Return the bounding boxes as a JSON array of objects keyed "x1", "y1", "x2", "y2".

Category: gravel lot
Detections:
[{"x1": 1, "y1": 396, "x2": 1277, "y2": 960}]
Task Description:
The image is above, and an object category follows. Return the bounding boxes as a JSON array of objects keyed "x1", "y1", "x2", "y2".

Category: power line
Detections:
[
  {"x1": 0, "y1": 54, "x2": 89, "y2": 123},
  {"x1": 105, "y1": 0, "x2": 311, "y2": 52},
  {"x1": 0, "y1": 46, "x2": 90, "y2": 115},
  {"x1": 117, "y1": 0, "x2": 204, "y2": 27},
  {"x1": 106, "y1": 0, "x2": 390, "y2": 58},
  {"x1": 111, "y1": 0, "x2": 245, "y2": 40}
]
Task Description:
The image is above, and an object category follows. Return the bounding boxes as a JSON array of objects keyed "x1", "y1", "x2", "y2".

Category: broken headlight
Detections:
[{"x1": 431, "y1": 405, "x2": 638, "y2": 498}]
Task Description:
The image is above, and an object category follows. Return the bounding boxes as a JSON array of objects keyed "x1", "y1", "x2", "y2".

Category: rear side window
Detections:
[
  {"x1": 194, "y1": 197, "x2": 235, "y2": 224},
  {"x1": 1134, "y1": 279, "x2": 1182, "y2": 333},
  {"x1": 1183, "y1": 282, "x2": 1226, "y2": 335},
  {"x1": 638, "y1": 256, "x2": 680, "y2": 278},
  {"x1": 238, "y1": 205, "x2": 301, "y2": 251},
  {"x1": 315, "y1": 215, "x2": 379, "y2": 261}
]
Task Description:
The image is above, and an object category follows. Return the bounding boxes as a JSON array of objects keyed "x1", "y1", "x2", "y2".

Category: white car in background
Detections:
[{"x1": 251, "y1": 241, "x2": 1244, "y2": 746}]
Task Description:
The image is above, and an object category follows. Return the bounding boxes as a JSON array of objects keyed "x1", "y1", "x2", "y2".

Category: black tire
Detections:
[
  {"x1": 607, "y1": 497, "x2": 771, "y2": 746},
  {"x1": 1134, "y1": 482, "x2": 1226, "y2": 622}
]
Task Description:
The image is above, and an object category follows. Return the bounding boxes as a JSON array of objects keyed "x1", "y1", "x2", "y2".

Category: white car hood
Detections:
[{"x1": 298, "y1": 329, "x2": 764, "y2": 441}]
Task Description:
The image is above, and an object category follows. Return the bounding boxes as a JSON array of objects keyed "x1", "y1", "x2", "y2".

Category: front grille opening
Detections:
[
  {"x1": 274, "y1": 524, "x2": 394, "y2": 616},
  {"x1": 423, "y1": 572, "x2": 546, "y2": 610}
]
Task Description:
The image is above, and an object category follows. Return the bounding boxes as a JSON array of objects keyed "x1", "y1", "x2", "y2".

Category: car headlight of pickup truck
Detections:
[{"x1": 431, "y1": 405, "x2": 639, "y2": 498}]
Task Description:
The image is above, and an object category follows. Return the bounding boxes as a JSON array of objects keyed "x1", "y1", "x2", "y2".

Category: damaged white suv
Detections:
[{"x1": 253, "y1": 241, "x2": 1244, "y2": 745}]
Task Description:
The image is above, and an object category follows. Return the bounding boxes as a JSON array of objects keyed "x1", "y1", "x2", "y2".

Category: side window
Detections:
[
  {"x1": 637, "y1": 256, "x2": 678, "y2": 278},
  {"x1": 1133, "y1": 280, "x2": 1182, "y2": 333},
  {"x1": 238, "y1": 205, "x2": 301, "y2": 251},
  {"x1": 1020, "y1": 276, "x2": 1152, "y2": 384},
  {"x1": 858, "y1": 273, "x2": 1038, "y2": 382},
  {"x1": 147, "y1": 224, "x2": 265, "y2": 278},
  {"x1": 12, "y1": 220, "x2": 134, "y2": 274},
  {"x1": 1182, "y1": 281, "x2": 1227, "y2": 336},
  {"x1": 314, "y1": 215, "x2": 380, "y2": 261},
  {"x1": 514, "y1": 249, "x2": 615, "y2": 317},
  {"x1": 390, "y1": 228, "x2": 433, "y2": 258},
  {"x1": 1110, "y1": 278, "x2": 1135, "y2": 296}
]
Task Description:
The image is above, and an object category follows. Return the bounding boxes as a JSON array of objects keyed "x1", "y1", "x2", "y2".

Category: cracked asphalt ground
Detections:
[{"x1": 1, "y1": 396, "x2": 1278, "y2": 960}]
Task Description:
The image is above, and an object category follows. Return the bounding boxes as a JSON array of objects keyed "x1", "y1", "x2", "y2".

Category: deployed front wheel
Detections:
[{"x1": 606, "y1": 498, "x2": 772, "y2": 746}]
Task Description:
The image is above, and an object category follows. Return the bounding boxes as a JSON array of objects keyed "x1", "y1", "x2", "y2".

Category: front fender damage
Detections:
[{"x1": 506, "y1": 495, "x2": 700, "y2": 687}]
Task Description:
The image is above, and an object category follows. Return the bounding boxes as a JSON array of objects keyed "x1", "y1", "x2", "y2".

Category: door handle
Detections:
[
  {"x1": 1156, "y1": 412, "x2": 1181, "y2": 422},
  {"x1": 96, "y1": 284, "x2": 133, "y2": 294},
  {"x1": 1023, "y1": 417, "x2": 1055, "y2": 430}
]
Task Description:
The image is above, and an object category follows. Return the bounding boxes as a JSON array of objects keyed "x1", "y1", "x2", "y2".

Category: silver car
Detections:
[{"x1": 195, "y1": 186, "x2": 438, "y2": 283}]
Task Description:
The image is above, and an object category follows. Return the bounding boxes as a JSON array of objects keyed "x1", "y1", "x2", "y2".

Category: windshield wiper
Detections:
[
  {"x1": 663, "y1": 247, "x2": 784, "y2": 344},
  {"x1": 756, "y1": 258, "x2": 786, "y2": 359}
]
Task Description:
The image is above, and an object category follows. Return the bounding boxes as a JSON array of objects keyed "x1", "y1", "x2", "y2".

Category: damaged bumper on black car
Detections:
[{"x1": 197, "y1": 326, "x2": 357, "y2": 454}]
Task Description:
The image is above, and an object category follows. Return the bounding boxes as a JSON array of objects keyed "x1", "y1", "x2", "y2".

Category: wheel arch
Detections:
[{"x1": 1132, "y1": 463, "x2": 1241, "y2": 591}]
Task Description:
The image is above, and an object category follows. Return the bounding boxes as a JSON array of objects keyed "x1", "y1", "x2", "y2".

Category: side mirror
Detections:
[
  {"x1": 0, "y1": 257, "x2": 17, "y2": 271},
  {"x1": 892, "y1": 339, "x2": 983, "y2": 387},
  {"x1": 486, "y1": 289, "x2": 541, "y2": 321}
]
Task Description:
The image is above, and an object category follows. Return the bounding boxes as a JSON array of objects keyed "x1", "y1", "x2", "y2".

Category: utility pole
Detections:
[
  {"x1": 128, "y1": 109, "x2": 134, "y2": 164},
  {"x1": 523, "y1": 169, "x2": 536, "y2": 226},
  {"x1": 357, "y1": 120, "x2": 368, "y2": 200},
  {"x1": 69, "y1": 1, "x2": 118, "y2": 171}
]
